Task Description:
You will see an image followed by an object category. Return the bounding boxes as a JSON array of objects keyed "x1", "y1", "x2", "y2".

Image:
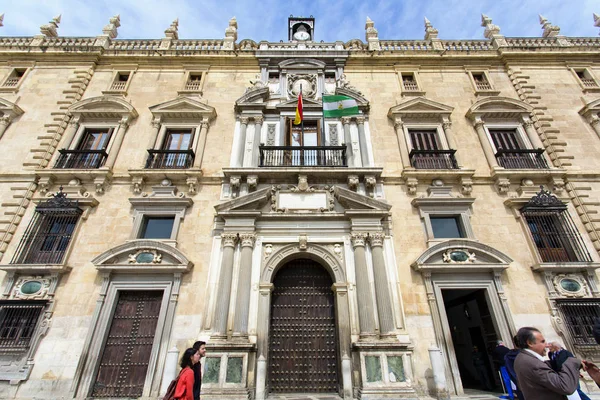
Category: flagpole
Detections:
[{"x1": 300, "y1": 84, "x2": 304, "y2": 139}]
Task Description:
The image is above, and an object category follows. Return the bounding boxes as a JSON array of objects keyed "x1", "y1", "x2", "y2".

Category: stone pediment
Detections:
[
  {"x1": 235, "y1": 86, "x2": 270, "y2": 108},
  {"x1": 215, "y1": 186, "x2": 390, "y2": 216},
  {"x1": 92, "y1": 240, "x2": 193, "y2": 274},
  {"x1": 412, "y1": 239, "x2": 513, "y2": 273},
  {"x1": 388, "y1": 97, "x2": 453, "y2": 120},
  {"x1": 466, "y1": 96, "x2": 532, "y2": 120},
  {"x1": 278, "y1": 58, "x2": 327, "y2": 69},
  {"x1": 579, "y1": 98, "x2": 600, "y2": 120},
  {"x1": 215, "y1": 187, "x2": 271, "y2": 214},
  {"x1": 334, "y1": 186, "x2": 391, "y2": 211},
  {"x1": 0, "y1": 97, "x2": 24, "y2": 119},
  {"x1": 276, "y1": 97, "x2": 322, "y2": 111},
  {"x1": 150, "y1": 96, "x2": 216, "y2": 120},
  {"x1": 68, "y1": 95, "x2": 138, "y2": 120},
  {"x1": 335, "y1": 87, "x2": 369, "y2": 109}
]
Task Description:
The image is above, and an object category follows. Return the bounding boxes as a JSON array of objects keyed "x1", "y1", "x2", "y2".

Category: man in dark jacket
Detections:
[
  {"x1": 504, "y1": 336, "x2": 524, "y2": 400},
  {"x1": 192, "y1": 341, "x2": 206, "y2": 400}
]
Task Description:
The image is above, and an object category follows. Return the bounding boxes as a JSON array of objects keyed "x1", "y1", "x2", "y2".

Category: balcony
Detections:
[
  {"x1": 259, "y1": 146, "x2": 347, "y2": 167},
  {"x1": 495, "y1": 148, "x2": 548, "y2": 169},
  {"x1": 145, "y1": 149, "x2": 195, "y2": 169},
  {"x1": 409, "y1": 149, "x2": 459, "y2": 170},
  {"x1": 54, "y1": 149, "x2": 108, "y2": 169}
]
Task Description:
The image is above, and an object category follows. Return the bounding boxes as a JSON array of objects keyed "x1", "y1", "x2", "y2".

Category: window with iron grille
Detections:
[
  {"x1": 11, "y1": 190, "x2": 82, "y2": 265},
  {"x1": 556, "y1": 300, "x2": 600, "y2": 346},
  {"x1": 521, "y1": 188, "x2": 592, "y2": 263},
  {"x1": 0, "y1": 301, "x2": 46, "y2": 352}
]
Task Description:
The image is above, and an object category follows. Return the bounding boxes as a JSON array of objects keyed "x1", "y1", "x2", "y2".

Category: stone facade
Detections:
[{"x1": 0, "y1": 12, "x2": 598, "y2": 400}]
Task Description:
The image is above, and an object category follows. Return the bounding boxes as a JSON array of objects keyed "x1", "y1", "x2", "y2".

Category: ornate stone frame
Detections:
[
  {"x1": 412, "y1": 197, "x2": 476, "y2": 245},
  {"x1": 412, "y1": 239, "x2": 514, "y2": 396},
  {"x1": 254, "y1": 243, "x2": 353, "y2": 400},
  {"x1": 0, "y1": 97, "x2": 24, "y2": 140}
]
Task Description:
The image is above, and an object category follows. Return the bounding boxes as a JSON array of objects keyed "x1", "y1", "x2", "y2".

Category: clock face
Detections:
[{"x1": 293, "y1": 30, "x2": 310, "y2": 41}]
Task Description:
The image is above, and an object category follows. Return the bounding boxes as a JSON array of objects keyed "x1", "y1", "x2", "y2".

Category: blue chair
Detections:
[{"x1": 498, "y1": 366, "x2": 515, "y2": 400}]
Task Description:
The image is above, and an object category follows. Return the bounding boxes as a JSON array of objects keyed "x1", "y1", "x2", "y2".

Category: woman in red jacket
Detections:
[{"x1": 174, "y1": 347, "x2": 200, "y2": 400}]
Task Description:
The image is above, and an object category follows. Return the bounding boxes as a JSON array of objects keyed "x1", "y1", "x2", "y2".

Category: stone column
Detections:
[
  {"x1": 351, "y1": 232, "x2": 376, "y2": 335},
  {"x1": 333, "y1": 283, "x2": 353, "y2": 399},
  {"x1": 213, "y1": 233, "x2": 238, "y2": 336},
  {"x1": 104, "y1": 116, "x2": 131, "y2": 168},
  {"x1": 341, "y1": 117, "x2": 354, "y2": 167},
  {"x1": 521, "y1": 117, "x2": 545, "y2": 149},
  {"x1": 63, "y1": 116, "x2": 81, "y2": 150},
  {"x1": 589, "y1": 115, "x2": 600, "y2": 140},
  {"x1": 472, "y1": 117, "x2": 499, "y2": 168},
  {"x1": 233, "y1": 233, "x2": 255, "y2": 336},
  {"x1": 255, "y1": 282, "x2": 273, "y2": 400},
  {"x1": 369, "y1": 232, "x2": 395, "y2": 335},
  {"x1": 252, "y1": 116, "x2": 264, "y2": 167},
  {"x1": 234, "y1": 117, "x2": 249, "y2": 167},
  {"x1": 0, "y1": 115, "x2": 12, "y2": 140},
  {"x1": 356, "y1": 116, "x2": 369, "y2": 167},
  {"x1": 146, "y1": 117, "x2": 162, "y2": 149},
  {"x1": 193, "y1": 120, "x2": 210, "y2": 168},
  {"x1": 441, "y1": 118, "x2": 458, "y2": 150},
  {"x1": 393, "y1": 118, "x2": 411, "y2": 168}
]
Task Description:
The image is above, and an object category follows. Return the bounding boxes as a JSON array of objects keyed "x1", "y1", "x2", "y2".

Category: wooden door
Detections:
[
  {"x1": 91, "y1": 291, "x2": 163, "y2": 398},
  {"x1": 268, "y1": 259, "x2": 338, "y2": 393}
]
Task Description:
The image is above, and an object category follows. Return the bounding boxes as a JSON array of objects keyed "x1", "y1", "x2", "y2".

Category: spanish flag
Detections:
[{"x1": 293, "y1": 92, "x2": 303, "y2": 125}]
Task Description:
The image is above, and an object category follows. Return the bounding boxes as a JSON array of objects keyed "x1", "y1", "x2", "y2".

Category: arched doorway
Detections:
[{"x1": 268, "y1": 258, "x2": 339, "y2": 394}]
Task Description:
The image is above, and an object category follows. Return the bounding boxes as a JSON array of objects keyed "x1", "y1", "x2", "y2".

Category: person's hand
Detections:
[{"x1": 582, "y1": 360, "x2": 600, "y2": 385}]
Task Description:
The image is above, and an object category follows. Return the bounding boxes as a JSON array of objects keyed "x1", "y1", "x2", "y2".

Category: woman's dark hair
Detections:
[
  {"x1": 515, "y1": 327, "x2": 540, "y2": 349},
  {"x1": 180, "y1": 347, "x2": 197, "y2": 369}
]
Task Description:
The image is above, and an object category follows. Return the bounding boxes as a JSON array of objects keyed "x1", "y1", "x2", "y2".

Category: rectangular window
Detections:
[
  {"x1": 430, "y1": 216, "x2": 464, "y2": 238},
  {"x1": 472, "y1": 72, "x2": 492, "y2": 91},
  {"x1": 185, "y1": 73, "x2": 203, "y2": 91},
  {"x1": 139, "y1": 217, "x2": 175, "y2": 239},
  {"x1": 489, "y1": 128, "x2": 548, "y2": 169},
  {"x1": 489, "y1": 129, "x2": 523, "y2": 151},
  {"x1": 145, "y1": 128, "x2": 195, "y2": 169},
  {"x1": 11, "y1": 203, "x2": 82, "y2": 265},
  {"x1": 556, "y1": 300, "x2": 600, "y2": 346},
  {"x1": 575, "y1": 69, "x2": 598, "y2": 88},
  {"x1": 522, "y1": 208, "x2": 592, "y2": 263},
  {"x1": 283, "y1": 119, "x2": 324, "y2": 166},
  {"x1": 110, "y1": 72, "x2": 131, "y2": 91},
  {"x1": 401, "y1": 73, "x2": 419, "y2": 91},
  {"x1": 55, "y1": 127, "x2": 113, "y2": 169},
  {"x1": 2, "y1": 68, "x2": 27, "y2": 88},
  {"x1": 0, "y1": 302, "x2": 45, "y2": 352},
  {"x1": 408, "y1": 129, "x2": 457, "y2": 169}
]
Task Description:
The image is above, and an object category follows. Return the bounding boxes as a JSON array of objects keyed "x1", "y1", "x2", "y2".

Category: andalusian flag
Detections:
[
  {"x1": 293, "y1": 92, "x2": 303, "y2": 125},
  {"x1": 323, "y1": 95, "x2": 359, "y2": 118}
]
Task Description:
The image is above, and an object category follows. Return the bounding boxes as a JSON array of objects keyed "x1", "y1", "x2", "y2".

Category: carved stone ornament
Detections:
[
  {"x1": 299, "y1": 234, "x2": 308, "y2": 250},
  {"x1": 240, "y1": 233, "x2": 256, "y2": 248},
  {"x1": 553, "y1": 274, "x2": 588, "y2": 298},
  {"x1": 12, "y1": 276, "x2": 52, "y2": 300},
  {"x1": 443, "y1": 248, "x2": 477, "y2": 264},
  {"x1": 351, "y1": 232, "x2": 368, "y2": 248},
  {"x1": 288, "y1": 74, "x2": 317, "y2": 98},
  {"x1": 271, "y1": 184, "x2": 335, "y2": 213},
  {"x1": 333, "y1": 244, "x2": 343, "y2": 261},
  {"x1": 264, "y1": 244, "x2": 273, "y2": 259},
  {"x1": 127, "y1": 249, "x2": 162, "y2": 264}
]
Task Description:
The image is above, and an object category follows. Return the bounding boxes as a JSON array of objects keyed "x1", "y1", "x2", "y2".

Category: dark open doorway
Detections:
[{"x1": 442, "y1": 288, "x2": 501, "y2": 393}]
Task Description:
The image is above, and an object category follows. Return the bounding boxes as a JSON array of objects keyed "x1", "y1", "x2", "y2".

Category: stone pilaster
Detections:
[
  {"x1": 213, "y1": 233, "x2": 238, "y2": 336},
  {"x1": 356, "y1": 116, "x2": 369, "y2": 167},
  {"x1": 193, "y1": 120, "x2": 210, "y2": 168},
  {"x1": 233, "y1": 233, "x2": 256, "y2": 336},
  {"x1": 341, "y1": 117, "x2": 353, "y2": 167},
  {"x1": 393, "y1": 118, "x2": 411, "y2": 168},
  {"x1": 253, "y1": 116, "x2": 264, "y2": 167},
  {"x1": 472, "y1": 117, "x2": 499, "y2": 168},
  {"x1": 104, "y1": 117, "x2": 131, "y2": 168},
  {"x1": 369, "y1": 232, "x2": 395, "y2": 335},
  {"x1": 441, "y1": 118, "x2": 458, "y2": 150},
  {"x1": 521, "y1": 116, "x2": 545, "y2": 149},
  {"x1": 235, "y1": 117, "x2": 249, "y2": 167},
  {"x1": 351, "y1": 232, "x2": 376, "y2": 335}
]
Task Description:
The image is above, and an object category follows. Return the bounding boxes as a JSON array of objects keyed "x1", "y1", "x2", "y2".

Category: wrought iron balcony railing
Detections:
[
  {"x1": 409, "y1": 149, "x2": 459, "y2": 170},
  {"x1": 54, "y1": 149, "x2": 108, "y2": 169},
  {"x1": 145, "y1": 149, "x2": 195, "y2": 169},
  {"x1": 259, "y1": 146, "x2": 347, "y2": 167},
  {"x1": 495, "y1": 148, "x2": 549, "y2": 169}
]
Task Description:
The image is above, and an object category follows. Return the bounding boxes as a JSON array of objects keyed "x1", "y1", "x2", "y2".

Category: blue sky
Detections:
[{"x1": 0, "y1": 0, "x2": 598, "y2": 41}]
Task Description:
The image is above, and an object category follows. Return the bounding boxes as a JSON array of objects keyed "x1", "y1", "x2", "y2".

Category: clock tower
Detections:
[{"x1": 289, "y1": 15, "x2": 314, "y2": 42}]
